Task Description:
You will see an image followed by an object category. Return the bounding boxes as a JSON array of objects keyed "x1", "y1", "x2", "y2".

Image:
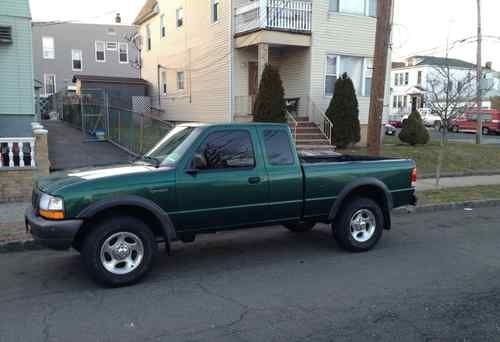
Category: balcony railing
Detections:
[
  {"x1": 0, "y1": 137, "x2": 36, "y2": 168},
  {"x1": 235, "y1": 0, "x2": 312, "y2": 35}
]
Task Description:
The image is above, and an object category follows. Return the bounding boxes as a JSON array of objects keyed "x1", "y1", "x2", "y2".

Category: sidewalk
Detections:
[{"x1": 416, "y1": 174, "x2": 500, "y2": 191}]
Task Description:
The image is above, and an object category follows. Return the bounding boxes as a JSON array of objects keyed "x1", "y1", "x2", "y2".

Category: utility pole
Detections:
[
  {"x1": 475, "y1": 0, "x2": 482, "y2": 144},
  {"x1": 367, "y1": 0, "x2": 394, "y2": 156}
]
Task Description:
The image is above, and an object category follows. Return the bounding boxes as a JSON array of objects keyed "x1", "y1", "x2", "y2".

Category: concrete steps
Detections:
[{"x1": 289, "y1": 117, "x2": 335, "y2": 153}]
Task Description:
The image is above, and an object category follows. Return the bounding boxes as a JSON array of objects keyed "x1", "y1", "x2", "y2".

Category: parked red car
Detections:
[
  {"x1": 388, "y1": 114, "x2": 403, "y2": 128},
  {"x1": 449, "y1": 109, "x2": 500, "y2": 135}
]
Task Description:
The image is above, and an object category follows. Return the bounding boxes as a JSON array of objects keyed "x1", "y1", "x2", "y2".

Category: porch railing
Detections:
[
  {"x1": 0, "y1": 137, "x2": 36, "y2": 168},
  {"x1": 235, "y1": 0, "x2": 312, "y2": 34}
]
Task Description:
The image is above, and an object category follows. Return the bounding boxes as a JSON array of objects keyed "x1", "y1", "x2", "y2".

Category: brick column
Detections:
[
  {"x1": 33, "y1": 128, "x2": 50, "y2": 176},
  {"x1": 257, "y1": 43, "x2": 269, "y2": 87}
]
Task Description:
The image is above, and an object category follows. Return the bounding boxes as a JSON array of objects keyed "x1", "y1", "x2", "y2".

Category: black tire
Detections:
[
  {"x1": 284, "y1": 221, "x2": 315, "y2": 233},
  {"x1": 452, "y1": 125, "x2": 459, "y2": 133},
  {"x1": 81, "y1": 216, "x2": 157, "y2": 287},
  {"x1": 482, "y1": 127, "x2": 489, "y2": 136},
  {"x1": 333, "y1": 197, "x2": 384, "y2": 252}
]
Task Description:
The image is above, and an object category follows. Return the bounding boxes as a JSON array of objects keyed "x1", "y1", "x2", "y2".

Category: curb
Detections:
[
  {"x1": 393, "y1": 199, "x2": 500, "y2": 215},
  {"x1": 2, "y1": 199, "x2": 500, "y2": 253},
  {"x1": 0, "y1": 239, "x2": 44, "y2": 254}
]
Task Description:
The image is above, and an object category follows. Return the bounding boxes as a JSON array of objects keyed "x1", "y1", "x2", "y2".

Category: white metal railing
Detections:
[
  {"x1": 305, "y1": 97, "x2": 334, "y2": 144},
  {"x1": 286, "y1": 112, "x2": 298, "y2": 141},
  {"x1": 235, "y1": 0, "x2": 312, "y2": 34},
  {"x1": 0, "y1": 137, "x2": 36, "y2": 168}
]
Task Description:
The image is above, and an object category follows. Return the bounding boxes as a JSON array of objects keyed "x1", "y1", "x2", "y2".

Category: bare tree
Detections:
[{"x1": 425, "y1": 63, "x2": 475, "y2": 187}]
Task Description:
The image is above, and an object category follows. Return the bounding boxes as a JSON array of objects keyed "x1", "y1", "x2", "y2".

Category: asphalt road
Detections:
[
  {"x1": 1, "y1": 207, "x2": 500, "y2": 342},
  {"x1": 389, "y1": 128, "x2": 500, "y2": 144}
]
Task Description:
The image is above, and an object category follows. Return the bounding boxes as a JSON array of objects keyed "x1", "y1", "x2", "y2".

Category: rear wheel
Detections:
[
  {"x1": 284, "y1": 221, "x2": 315, "y2": 233},
  {"x1": 81, "y1": 216, "x2": 157, "y2": 287},
  {"x1": 482, "y1": 127, "x2": 490, "y2": 136},
  {"x1": 333, "y1": 197, "x2": 384, "y2": 252}
]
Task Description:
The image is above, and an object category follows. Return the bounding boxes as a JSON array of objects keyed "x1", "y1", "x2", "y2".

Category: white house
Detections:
[
  {"x1": 390, "y1": 55, "x2": 483, "y2": 117},
  {"x1": 133, "y1": 0, "x2": 393, "y2": 147}
]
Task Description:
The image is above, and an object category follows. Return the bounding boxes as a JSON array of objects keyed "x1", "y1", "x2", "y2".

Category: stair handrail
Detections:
[
  {"x1": 286, "y1": 111, "x2": 298, "y2": 142},
  {"x1": 307, "y1": 97, "x2": 334, "y2": 143}
]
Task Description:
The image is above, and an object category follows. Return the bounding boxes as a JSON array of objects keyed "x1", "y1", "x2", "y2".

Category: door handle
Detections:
[{"x1": 248, "y1": 176, "x2": 261, "y2": 184}]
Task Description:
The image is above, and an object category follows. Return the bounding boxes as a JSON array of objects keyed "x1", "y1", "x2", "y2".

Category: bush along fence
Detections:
[{"x1": 59, "y1": 91, "x2": 174, "y2": 155}]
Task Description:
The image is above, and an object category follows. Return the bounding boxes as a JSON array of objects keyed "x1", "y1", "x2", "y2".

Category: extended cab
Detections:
[{"x1": 26, "y1": 123, "x2": 417, "y2": 286}]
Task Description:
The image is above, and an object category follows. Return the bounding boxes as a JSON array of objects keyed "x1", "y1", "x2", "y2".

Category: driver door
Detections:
[{"x1": 172, "y1": 127, "x2": 269, "y2": 231}]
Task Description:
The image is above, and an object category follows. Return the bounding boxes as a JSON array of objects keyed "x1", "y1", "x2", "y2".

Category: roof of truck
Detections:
[{"x1": 178, "y1": 122, "x2": 290, "y2": 128}]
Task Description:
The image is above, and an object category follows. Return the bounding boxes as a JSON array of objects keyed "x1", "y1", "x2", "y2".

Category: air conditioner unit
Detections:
[{"x1": 0, "y1": 26, "x2": 13, "y2": 44}]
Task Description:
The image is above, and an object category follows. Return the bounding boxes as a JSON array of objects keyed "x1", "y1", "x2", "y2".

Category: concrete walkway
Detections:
[
  {"x1": 44, "y1": 120, "x2": 131, "y2": 171},
  {"x1": 416, "y1": 174, "x2": 500, "y2": 191}
]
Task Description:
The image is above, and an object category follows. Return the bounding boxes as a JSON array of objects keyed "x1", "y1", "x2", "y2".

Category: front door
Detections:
[{"x1": 172, "y1": 127, "x2": 269, "y2": 231}]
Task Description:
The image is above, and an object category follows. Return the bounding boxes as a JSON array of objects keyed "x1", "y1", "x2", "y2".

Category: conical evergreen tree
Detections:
[
  {"x1": 398, "y1": 110, "x2": 430, "y2": 145},
  {"x1": 252, "y1": 64, "x2": 286, "y2": 123},
  {"x1": 325, "y1": 73, "x2": 361, "y2": 148}
]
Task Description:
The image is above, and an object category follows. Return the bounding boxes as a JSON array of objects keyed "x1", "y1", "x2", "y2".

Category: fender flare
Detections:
[
  {"x1": 328, "y1": 178, "x2": 393, "y2": 229},
  {"x1": 77, "y1": 195, "x2": 177, "y2": 243}
]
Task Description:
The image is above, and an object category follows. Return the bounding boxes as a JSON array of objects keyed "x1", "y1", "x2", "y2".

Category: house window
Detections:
[
  {"x1": 0, "y1": 26, "x2": 13, "y2": 44},
  {"x1": 404, "y1": 72, "x2": 409, "y2": 85},
  {"x1": 324, "y1": 55, "x2": 338, "y2": 96},
  {"x1": 403, "y1": 96, "x2": 407, "y2": 108},
  {"x1": 397, "y1": 96, "x2": 402, "y2": 108},
  {"x1": 210, "y1": 0, "x2": 220, "y2": 23},
  {"x1": 44, "y1": 74, "x2": 56, "y2": 96},
  {"x1": 176, "y1": 71, "x2": 185, "y2": 90},
  {"x1": 392, "y1": 96, "x2": 397, "y2": 108},
  {"x1": 160, "y1": 14, "x2": 166, "y2": 37},
  {"x1": 394, "y1": 73, "x2": 399, "y2": 86},
  {"x1": 363, "y1": 58, "x2": 373, "y2": 97},
  {"x1": 330, "y1": 0, "x2": 377, "y2": 16},
  {"x1": 119, "y1": 43, "x2": 128, "y2": 63},
  {"x1": 146, "y1": 24, "x2": 151, "y2": 50},
  {"x1": 417, "y1": 71, "x2": 422, "y2": 85},
  {"x1": 399, "y1": 73, "x2": 404, "y2": 86},
  {"x1": 95, "y1": 41, "x2": 105, "y2": 62},
  {"x1": 42, "y1": 37, "x2": 55, "y2": 59},
  {"x1": 176, "y1": 7, "x2": 184, "y2": 28},
  {"x1": 106, "y1": 41, "x2": 117, "y2": 50},
  {"x1": 325, "y1": 55, "x2": 365, "y2": 96},
  {"x1": 71, "y1": 49, "x2": 82, "y2": 71},
  {"x1": 161, "y1": 71, "x2": 167, "y2": 95}
]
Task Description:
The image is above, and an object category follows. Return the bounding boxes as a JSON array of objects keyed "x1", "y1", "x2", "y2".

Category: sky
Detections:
[{"x1": 29, "y1": 0, "x2": 500, "y2": 68}]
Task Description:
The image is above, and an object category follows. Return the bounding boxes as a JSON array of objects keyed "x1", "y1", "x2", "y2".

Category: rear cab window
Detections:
[{"x1": 262, "y1": 129, "x2": 295, "y2": 166}]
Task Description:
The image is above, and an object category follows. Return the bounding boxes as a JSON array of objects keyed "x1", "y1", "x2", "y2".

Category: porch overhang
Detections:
[{"x1": 234, "y1": 30, "x2": 311, "y2": 49}]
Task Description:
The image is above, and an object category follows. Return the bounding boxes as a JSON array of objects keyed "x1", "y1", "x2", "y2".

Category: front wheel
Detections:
[
  {"x1": 333, "y1": 198, "x2": 384, "y2": 252},
  {"x1": 81, "y1": 216, "x2": 157, "y2": 287}
]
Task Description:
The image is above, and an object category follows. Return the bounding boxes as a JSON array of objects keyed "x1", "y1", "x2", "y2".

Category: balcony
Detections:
[{"x1": 235, "y1": 0, "x2": 312, "y2": 35}]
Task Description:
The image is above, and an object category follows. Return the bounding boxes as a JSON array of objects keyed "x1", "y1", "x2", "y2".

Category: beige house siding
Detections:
[
  {"x1": 309, "y1": 0, "x2": 377, "y2": 125},
  {"x1": 140, "y1": 0, "x2": 232, "y2": 123}
]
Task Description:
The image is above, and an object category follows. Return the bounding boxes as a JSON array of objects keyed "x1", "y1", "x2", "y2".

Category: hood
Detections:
[{"x1": 37, "y1": 164, "x2": 156, "y2": 194}]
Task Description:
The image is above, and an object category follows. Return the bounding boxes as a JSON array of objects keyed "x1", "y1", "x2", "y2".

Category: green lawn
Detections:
[
  {"x1": 417, "y1": 185, "x2": 500, "y2": 205},
  {"x1": 338, "y1": 138, "x2": 500, "y2": 178}
]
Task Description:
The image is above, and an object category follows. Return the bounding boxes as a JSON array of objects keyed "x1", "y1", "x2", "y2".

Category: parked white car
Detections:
[{"x1": 402, "y1": 109, "x2": 442, "y2": 129}]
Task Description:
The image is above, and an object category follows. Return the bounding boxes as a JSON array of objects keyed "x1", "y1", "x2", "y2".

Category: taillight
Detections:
[{"x1": 411, "y1": 167, "x2": 417, "y2": 187}]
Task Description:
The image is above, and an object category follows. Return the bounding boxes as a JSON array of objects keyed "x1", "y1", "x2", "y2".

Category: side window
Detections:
[
  {"x1": 263, "y1": 129, "x2": 294, "y2": 165},
  {"x1": 192, "y1": 130, "x2": 255, "y2": 170}
]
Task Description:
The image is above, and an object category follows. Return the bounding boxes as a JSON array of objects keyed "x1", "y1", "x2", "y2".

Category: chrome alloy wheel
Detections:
[
  {"x1": 100, "y1": 232, "x2": 144, "y2": 275},
  {"x1": 349, "y1": 209, "x2": 376, "y2": 243}
]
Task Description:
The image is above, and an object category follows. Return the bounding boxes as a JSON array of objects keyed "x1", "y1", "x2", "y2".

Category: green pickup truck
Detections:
[{"x1": 26, "y1": 123, "x2": 416, "y2": 286}]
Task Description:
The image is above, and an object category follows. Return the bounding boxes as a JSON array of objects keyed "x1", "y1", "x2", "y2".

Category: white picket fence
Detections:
[{"x1": 235, "y1": 0, "x2": 312, "y2": 34}]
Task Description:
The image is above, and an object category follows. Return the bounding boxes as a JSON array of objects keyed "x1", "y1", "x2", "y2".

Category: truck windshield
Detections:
[{"x1": 145, "y1": 126, "x2": 195, "y2": 166}]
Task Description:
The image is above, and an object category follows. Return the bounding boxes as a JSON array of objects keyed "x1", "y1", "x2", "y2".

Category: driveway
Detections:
[
  {"x1": 1, "y1": 207, "x2": 500, "y2": 341},
  {"x1": 44, "y1": 120, "x2": 131, "y2": 171}
]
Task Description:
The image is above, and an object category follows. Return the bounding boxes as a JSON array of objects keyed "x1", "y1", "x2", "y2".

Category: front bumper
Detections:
[{"x1": 25, "y1": 206, "x2": 83, "y2": 250}]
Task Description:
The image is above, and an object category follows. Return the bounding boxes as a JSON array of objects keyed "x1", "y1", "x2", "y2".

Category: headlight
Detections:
[{"x1": 39, "y1": 193, "x2": 64, "y2": 219}]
